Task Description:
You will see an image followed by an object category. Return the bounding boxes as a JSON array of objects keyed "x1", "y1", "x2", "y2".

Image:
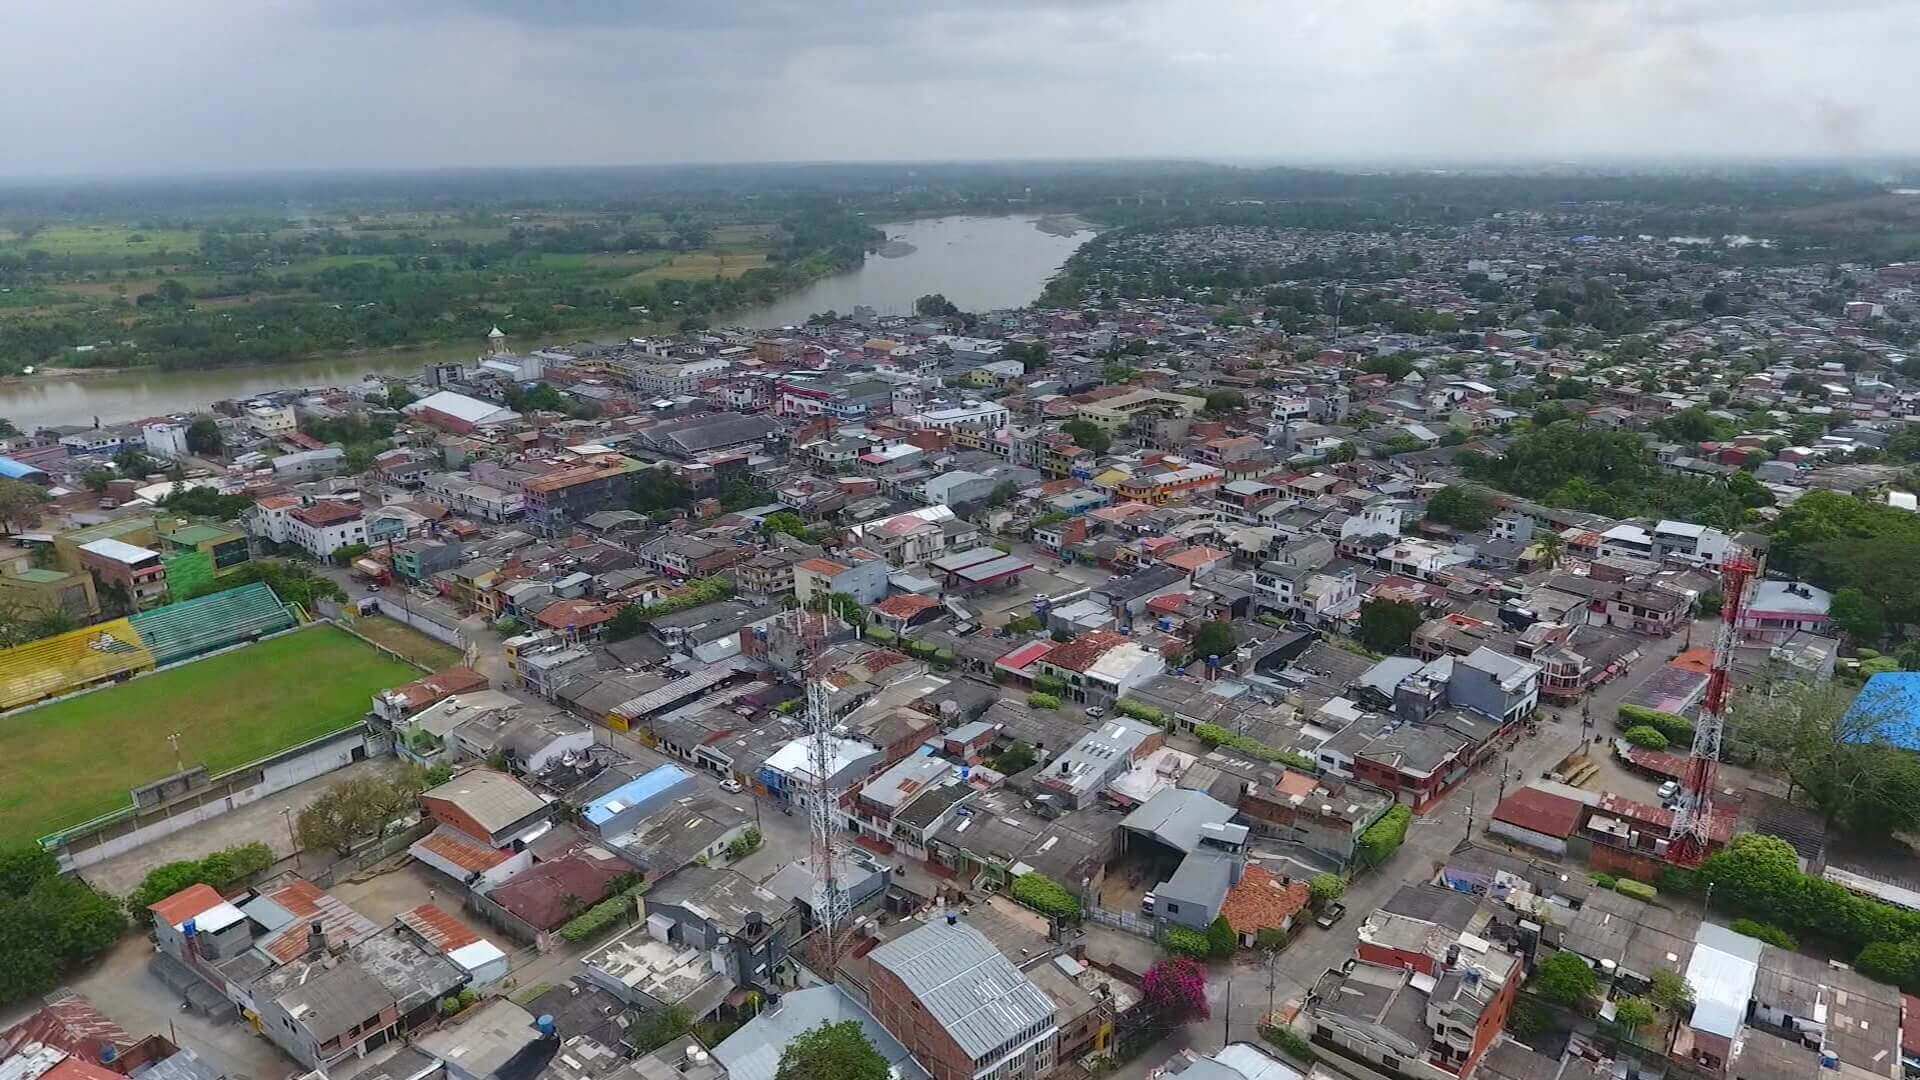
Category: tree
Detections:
[
  {"x1": 385, "y1": 385, "x2": 417, "y2": 410},
  {"x1": 1622, "y1": 726, "x2": 1669, "y2": 750},
  {"x1": 1425, "y1": 486, "x2": 1495, "y2": 531},
  {"x1": 606, "y1": 604, "x2": 647, "y2": 641},
  {"x1": 161, "y1": 485, "x2": 254, "y2": 520},
  {"x1": 1205, "y1": 914, "x2": 1239, "y2": 958},
  {"x1": 1536, "y1": 531, "x2": 1565, "y2": 569},
  {"x1": 0, "y1": 846, "x2": 55, "y2": 899},
  {"x1": 0, "y1": 480, "x2": 47, "y2": 535},
  {"x1": 1309, "y1": 873, "x2": 1345, "y2": 909},
  {"x1": 1102, "y1": 362, "x2": 1138, "y2": 385},
  {"x1": 629, "y1": 1005, "x2": 693, "y2": 1054},
  {"x1": 1613, "y1": 996, "x2": 1656, "y2": 1035},
  {"x1": 763, "y1": 512, "x2": 817, "y2": 543},
  {"x1": 1728, "y1": 683, "x2": 1920, "y2": 836},
  {"x1": 1185, "y1": 620, "x2": 1238, "y2": 667},
  {"x1": 1532, "y1": 951, "x2": 1598, "y2": 1009},
  {"x1": 1060, "y1": 418, "x2": 1111, "y2": 455},
  {"x1": 1698, "y1": 833, "x2": 1802, "y2": 916},
  {"x1": 776, "y1": 1020, "x2": 891, "y2": 1080},
  {"x1": 1830, "y1": 588, "x2": 1885, "y2": 645},
  {"x1": 1356, "y1": 600, "x2": 1422, "y2": 655},
  {"x1": 631, "y1": 469, "x2": 694, "y2": 515},
  {"x1": 81, "y1": 468, "x2": 114, "y2": 493},
  {"x1": 1647, "y1": 969, "x2": 1694, "y2": 1016},
  {"x1": 1204, "y1": 389, "x2": 1246, "y2": 414},
  {"x1": 185, "y1": 418, "x2": 222, "y2": 455},
  {"x1": 914, "y1": 293, "x2": 959, "y2": 318},
  {"x1": 992, "y1": 741, "x2": 1038, "y2": 774},
  {"x1": 297, "y1": 773, "x2": 414, "y2": 855},
  {"x1": 1141, "y1": 957, "x2": 1210, "y2": 1024}
]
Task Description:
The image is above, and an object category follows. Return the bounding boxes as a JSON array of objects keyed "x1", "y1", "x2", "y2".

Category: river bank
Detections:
[{"x1": 0, "y1": 214, "x2": 1095, "y2": 428}]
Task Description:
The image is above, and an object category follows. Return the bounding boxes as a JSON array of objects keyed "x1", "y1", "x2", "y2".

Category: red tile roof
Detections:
[
  {"x1": 995, "y1": 640, "x2": 1055, "y2": 672},
  {"x1": 488, "y1": 853, "x2": 629, "y2": 931},
  {"x1": 1145, "y1": 593, "x2": 1191, "y2": 616},
  {"x1": 146, "y1": 883, "x2": 223, "y2": 928},
  {"x1": 416, "y1": 826, "x2": 511, "y2": 874},
  {"x1": 44, "y1": 1057, "x2": 125, "y2": 1080},
  {"x1": 1219, "y1": 866, "x2": 1310, "y2": 936},
  {"x1": 290, "y1": 500, "x2": 362, "y2": 527},
  {"x1": 872, "y1": 594, "x2": 940, "y2": 620},
  {"x1": 535, "y1": 600, "x2": 616, "y2": 630},
  {"x1": 1043, "y1": 630, "x2": 1130, "y2": 673},
  {"x1": 1492, "y1": 787, "x2": 1585, "y2": 839},
  {"x1": 796, "y1": 558, "x2": 849, "y2": 576},
  {"x1": 397, "y1": 903, "x2": 482, "y2": 954}
]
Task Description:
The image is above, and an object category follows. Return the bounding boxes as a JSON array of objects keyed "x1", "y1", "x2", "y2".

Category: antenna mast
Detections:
[
  {"x1": 804, "y1": 654, "x2": 846, "y2": 971},
  {"x1": 1669, "y1": 549, "x2": 1757, "y2": 864}
]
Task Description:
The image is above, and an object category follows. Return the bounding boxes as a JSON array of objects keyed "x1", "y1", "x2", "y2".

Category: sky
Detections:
[{"x1": 2, "y1": 0, "x2": 1913, "y2": 175}]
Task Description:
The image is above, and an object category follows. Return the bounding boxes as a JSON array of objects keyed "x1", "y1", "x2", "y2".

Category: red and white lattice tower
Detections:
[{"x1": 1669, "y1": 549, "x2": 1758, "y2": 865}]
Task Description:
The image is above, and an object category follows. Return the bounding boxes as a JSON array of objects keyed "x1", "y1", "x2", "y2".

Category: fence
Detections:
[{"x1": 1087, "y1": 904, "x2": 1157, "y2": 940}]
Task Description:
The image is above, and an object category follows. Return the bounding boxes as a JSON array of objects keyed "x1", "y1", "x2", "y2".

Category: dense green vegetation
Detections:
[
  {"x1": 1356, "y1": 805, "x2": 1412, "y2": 867},
  {"x1": 0, "y1": 200, "x2": 881, "y2": 374},
  {"x1": 125, "y1": 842, "x2": 275, "y2": 922},
  {"x1": 1461, "y1": 421, "x2": 1760, "y2": 531},
  {"x1": 1009, "y1": 872, "x2": 1081, "y2": 921},
  {"x1": 1767, "y1": 490, "x2": 1920, "y2": 652},
  {"x1": 0, "y1": 845, "x2": 126, "y2": 1004}
]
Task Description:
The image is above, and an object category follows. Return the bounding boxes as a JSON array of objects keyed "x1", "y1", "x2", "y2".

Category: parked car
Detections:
[
  {"x1": 1315, "y1": 902, "x2": 1347, "y2": 929},
  {"x1": 720, "y1": 778, "x2": 744, "y2": 794},
  {"x1": 1141, "y1": 892, "x2": 1156, "y2": 915},
  {"x1": 1085, "y1": 706, "x2": 1106, "y2": 719},
  {"x1": 1657, "y1": 780, "x2": 1680, "y2": 801}
]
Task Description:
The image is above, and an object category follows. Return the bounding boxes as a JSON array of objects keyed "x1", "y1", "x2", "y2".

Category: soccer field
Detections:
[{"x1": 0, "y1": 624, "x2": 419, "y2": 846}]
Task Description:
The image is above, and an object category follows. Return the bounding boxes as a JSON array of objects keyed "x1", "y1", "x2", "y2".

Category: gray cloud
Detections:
[{"x1": 0, "y1": 0, "x2": 1911, "y2": 176}]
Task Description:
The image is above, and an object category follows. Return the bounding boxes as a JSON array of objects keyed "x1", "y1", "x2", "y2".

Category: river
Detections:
[{"x1": 0, "y1": 214, "x2": 1092, "y2": 430}]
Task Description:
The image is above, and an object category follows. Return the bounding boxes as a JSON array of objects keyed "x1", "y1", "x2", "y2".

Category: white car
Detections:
[
  {"x1": 1657, "y1": 780, "x2": 1681, "y2": 801},
  {"x1": 1085, "y1": 706, "x2": 1106, "y2": 719},
  {"x1": 720, "y1": 778, "x2": 744, "y2": 794}
]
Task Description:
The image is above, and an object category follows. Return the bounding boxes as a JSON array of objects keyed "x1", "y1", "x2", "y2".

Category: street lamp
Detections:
[{"x1": 283, "y1": 806, "x2": 299, "y2": 870}]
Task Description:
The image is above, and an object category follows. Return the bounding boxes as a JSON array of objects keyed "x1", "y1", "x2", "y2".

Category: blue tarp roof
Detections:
[
  {"x1": 0, "y1": 457, "x2": 46, "y2": 480},
  {"x1": 583, "y1": 763, "x2": 692, "y2": 826},
  {"x1": 1843, "y1": 672, "x2": 1920, "y2": 751}
]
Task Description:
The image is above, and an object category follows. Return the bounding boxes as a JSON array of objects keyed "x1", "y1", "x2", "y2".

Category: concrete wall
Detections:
[
  {"x1": 60, "y1": 728, "x2": 371, "y2": 871},
  {"x1": 367, "y1": 595, "x2": 467, "y2": 647}
]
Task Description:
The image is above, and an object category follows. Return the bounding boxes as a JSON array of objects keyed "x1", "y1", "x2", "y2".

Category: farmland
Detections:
[{"x1": 0, "y1": 624, "x2": 418, "y2": 845}]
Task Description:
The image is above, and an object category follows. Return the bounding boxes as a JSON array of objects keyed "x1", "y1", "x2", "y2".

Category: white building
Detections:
[
  {"x1": 907, "y1": 401, "x2": 1011, "y2": 432},
  {"x1": 242, "y1": 403, "x2": 297, "y2": 439},
  {"x1": 284, "y1": 500, "x2": 368, "y2": 559},
  {"x1": 143, "y1": 421, "x2": 191, "y2": 460}
]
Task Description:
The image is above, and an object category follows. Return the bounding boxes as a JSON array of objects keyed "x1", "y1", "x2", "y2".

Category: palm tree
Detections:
[{"x1": 1537, "y1": 531, "x2": 1565, "y2": 570}]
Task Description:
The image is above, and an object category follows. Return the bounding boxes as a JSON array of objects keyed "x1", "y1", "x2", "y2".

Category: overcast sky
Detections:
[{"x1": 2, "y1": 0, "x2": 1912, "y2": 176}]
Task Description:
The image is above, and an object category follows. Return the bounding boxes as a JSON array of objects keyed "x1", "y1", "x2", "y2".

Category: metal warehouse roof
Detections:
[{"x1": 865, "y1": 919, "x2": 1055, "y2": 1062}]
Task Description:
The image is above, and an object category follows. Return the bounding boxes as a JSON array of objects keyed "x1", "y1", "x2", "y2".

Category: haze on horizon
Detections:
[{"x1": 4, "y1": 0, "x2": 1913, "y2": 177}]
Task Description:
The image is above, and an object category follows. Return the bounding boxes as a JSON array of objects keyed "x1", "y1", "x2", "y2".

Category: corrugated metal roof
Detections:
[{"x1": 866, "y1": 919, "x2": 1055, "y2": 1061}]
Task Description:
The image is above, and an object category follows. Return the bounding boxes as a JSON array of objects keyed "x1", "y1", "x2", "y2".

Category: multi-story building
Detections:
[
  {"x1": 1073, "y1": 389, "x2": 1207, "y2": 432},
  {"x1": 422, "y1": 473, "x2": 524, "y2": 522},
  {"x1": 905, "y1": 401, "x2": 1011, "y2": 433},
  {"x1": 285, "y1": 501, "x2": 368, "y2": 560},
  {"x1": 866, "y1": 917, "x2": 1060, "y2": 1080},
  {"x1": 0, "y1": 565, "x2": 98, "y2": 618},
  {"x1": 613, "y1": 357, "x2": 731, "y2": 395},
  {"x1": 241, "y1": 402, "x2": 297, "y2": 439},
  {"x1": 77, "y1": 538, "x2": 168, "y2": 608},
  {"x1": 519, "y1": 456, "x2": 645, "y2": 534}
]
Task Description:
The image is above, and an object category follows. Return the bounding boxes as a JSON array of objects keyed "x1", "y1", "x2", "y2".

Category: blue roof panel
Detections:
[{"x1": 583, "y1": 763, "x2": 693, "y2": 825}]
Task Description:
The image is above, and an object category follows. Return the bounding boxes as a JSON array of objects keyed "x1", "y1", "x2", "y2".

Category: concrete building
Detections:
[{"x1": 865, "y1": 917, "x2": 1059, "y2": 1080}]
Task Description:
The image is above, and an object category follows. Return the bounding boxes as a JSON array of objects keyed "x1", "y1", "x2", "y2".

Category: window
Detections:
[
  {"x1": 1382, "y1": 1057, "x2": 1400, "y2": 1071},
  {"x1": 1165, "y1": 902, "x2": 1179, "y2": 914}
]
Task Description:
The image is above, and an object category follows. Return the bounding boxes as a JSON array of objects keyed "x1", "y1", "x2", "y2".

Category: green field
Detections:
[{"x1": 0, "y1": 625, "x2": 419, "y2": 845}]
